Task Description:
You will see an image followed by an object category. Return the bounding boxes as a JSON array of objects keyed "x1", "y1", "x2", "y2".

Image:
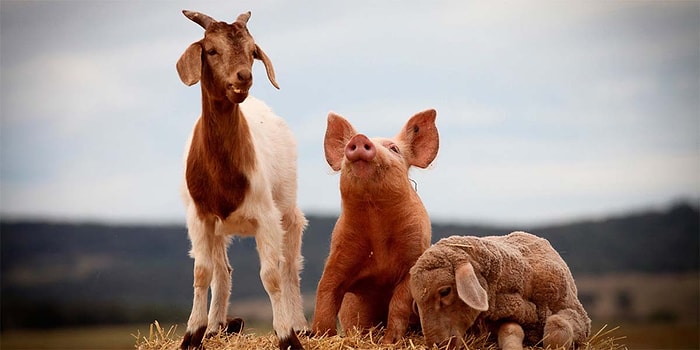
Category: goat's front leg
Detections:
[
  {"x1": 181, "y1": 215, "x2": 215, "y2": 350},
  {"x1": 256, "y1": 213, "x2": 304, "y2": 350},
  {"x1": 207, "y1": 234, "x2": 234, "y2": 336},
  {"x1": 382, "y1": 275, "x2": 412, "y2": 344}
]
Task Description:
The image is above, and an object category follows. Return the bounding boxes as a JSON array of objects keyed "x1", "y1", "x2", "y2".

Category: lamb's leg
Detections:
[
  {"x1": 544, "y1": 308, "x2": 589, "y2": 349},
  {"x1": 256, "y1": 214, "x2": 304, "y2": 350},
  {"x1": 280, "y1": 207, "x2": 309, "y2": 332},
  {"x1": 497, "y1": 322, "x2": 524, "y2": 350},
  {"x1": 181, "y1": 215, "x2": 215, "y2": 350},
  {"x1": 206, "y1": 234, "x2": 233, "y2": 335},
  {"x1": 382, "y1": 276, "x2": 412, "y2": 344}
]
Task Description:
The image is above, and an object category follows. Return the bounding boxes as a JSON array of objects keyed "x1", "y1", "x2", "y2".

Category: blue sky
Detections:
[{"x1": 1, "y1": 1, "x2": 698, "y2": 225}]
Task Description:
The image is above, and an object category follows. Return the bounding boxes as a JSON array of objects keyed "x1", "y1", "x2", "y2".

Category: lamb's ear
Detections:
[
  {"x1": 455, "y1": 262, "x2": 489, "y2": 311},
  {"x1": 324, "y1": 112, "x2": 357, "y2": 171},
  {"x1": 397, "y1": 109, "x2": 439, "y2": 168},
  {"x1": 176, "y1": 42, "x2": 202, "y2": 86}
]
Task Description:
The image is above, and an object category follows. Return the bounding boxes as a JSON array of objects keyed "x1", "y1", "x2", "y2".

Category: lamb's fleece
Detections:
[{"x1": 410, "y1": 231, "x2": 590, "y2": 346}]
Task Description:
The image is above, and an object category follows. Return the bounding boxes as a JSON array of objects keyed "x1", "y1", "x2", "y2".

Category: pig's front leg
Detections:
[
  {"x1": 381, "y1": 275, "x2": 413, "y2": 344},
  {"x1": 312, "y1": 251, "x2": 356, "y2": 337},
  {"x1": 312, "y1": 276, "x2": 342, "y2": 336}
]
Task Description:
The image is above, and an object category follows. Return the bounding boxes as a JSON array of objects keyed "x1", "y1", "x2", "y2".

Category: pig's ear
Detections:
[
  {"x1": 455, "y1": 262, "x2": 489, "y2": 311},
  {"x1": 399, "y1": 109, "x2": 439, "y2": 168},
  {"x1": 324, "y1": 112, "x2": 357, "y2": 171}
]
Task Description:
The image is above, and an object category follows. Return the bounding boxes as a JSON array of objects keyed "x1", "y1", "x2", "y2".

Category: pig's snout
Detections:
[{"x1": 345, "y1": 134, "x2": 376, "y2": 163}]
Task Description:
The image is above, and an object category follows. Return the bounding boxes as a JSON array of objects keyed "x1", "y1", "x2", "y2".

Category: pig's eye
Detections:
[
  {"x1": 438, "y1": 286, "x2": 451, "y2": 298},
  {"x1": 389, "y1": 144, "x2": 400, "y2": 154}
]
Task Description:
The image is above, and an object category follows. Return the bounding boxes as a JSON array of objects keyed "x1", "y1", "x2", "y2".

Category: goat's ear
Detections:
[
  {"x1": 324, "y1": 112, "x2": 357, "y2": 171},
  {"x1": 254, "y1": 44, "x2": 279, "y2": 89},
  {"x1": 455, "y1": 262, "x2": 489, "y2": 312},
  {"x1": 397, "y1": 109, "x2": 439, "y2": 168},
  {"x1": 176, "y1": 42, "x2": 202, "y2": 86}
]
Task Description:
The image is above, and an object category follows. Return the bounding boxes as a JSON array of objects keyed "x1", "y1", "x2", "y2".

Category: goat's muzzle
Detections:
[{"x1": 226, "y1": 69, "x2": 252, "y2": 103}]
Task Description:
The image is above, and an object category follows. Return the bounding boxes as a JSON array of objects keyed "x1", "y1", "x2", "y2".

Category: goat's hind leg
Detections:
[
  {"x1": 206, "y1": 234, "x2": 244, "y2": 337},
  {"x1": 281, "y1": 207, "x2": 309, "y2": 333}
]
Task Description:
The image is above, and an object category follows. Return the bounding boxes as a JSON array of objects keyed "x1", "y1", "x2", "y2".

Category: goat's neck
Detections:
[{"x1": 199, "y1": 94, "x2": 256, "y2": 172}]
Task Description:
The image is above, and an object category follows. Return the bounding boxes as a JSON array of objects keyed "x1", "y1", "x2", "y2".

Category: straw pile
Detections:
[{"x1": 134, "y1": 321, "x2": 626, "y2": 350}]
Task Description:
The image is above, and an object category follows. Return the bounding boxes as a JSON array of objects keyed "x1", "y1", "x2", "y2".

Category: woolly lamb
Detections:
[{"x1": 409, "y1": 231, "x2": 590, "y2": 350}]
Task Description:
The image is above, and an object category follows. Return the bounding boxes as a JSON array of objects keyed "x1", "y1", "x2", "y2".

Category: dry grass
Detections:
[{"x1": 134, "y1": 321, "x2": 627, "y2": 350}]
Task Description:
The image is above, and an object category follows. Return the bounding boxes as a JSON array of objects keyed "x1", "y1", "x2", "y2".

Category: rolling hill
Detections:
[{"x1": 1, "y1": 202, "x2": 697, "y2": 329}]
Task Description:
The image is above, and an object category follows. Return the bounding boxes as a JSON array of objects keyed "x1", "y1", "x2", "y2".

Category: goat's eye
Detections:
[
  {"x1": 389, "y1": 144, "x2": 400, "y2": 154},
  {"x1": 438, "y1": 286, "x2": 451, "y2": 298},
  {"x1": 207, "y1": 49, "x2": 218, "y2": 56}
]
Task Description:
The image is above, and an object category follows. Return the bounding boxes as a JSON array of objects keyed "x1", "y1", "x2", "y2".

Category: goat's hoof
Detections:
[
  {"x1": 204, "y1": 318, "x2": 246, "y2": 339},
  {"x1": 226, "y1": 317, "x2": 245, "y2": 334},
  {"x1": 180, "y1": 325, "x2": 207, "y2": 350},
  {"x1": 278, "y1": 328, "x2": 304, "y2": 350}
]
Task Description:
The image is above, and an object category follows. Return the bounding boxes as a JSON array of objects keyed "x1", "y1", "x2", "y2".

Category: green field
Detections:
[{"x1": 0, "y1": 322, "x2": 697, "y2": 350}]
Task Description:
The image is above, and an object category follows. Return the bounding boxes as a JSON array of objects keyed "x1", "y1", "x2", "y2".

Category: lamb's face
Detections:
[{"x1": 409, "y1": 249, "x2": 483, "y2": 347}]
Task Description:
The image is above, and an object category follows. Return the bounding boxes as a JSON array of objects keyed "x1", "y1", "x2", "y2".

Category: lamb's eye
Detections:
[
  {"x1": 389, "y1": 144, "x2": 400, "y2": 154},
  {"x1": 438, "y1": 286, "x2": 451, "y2": 298}
]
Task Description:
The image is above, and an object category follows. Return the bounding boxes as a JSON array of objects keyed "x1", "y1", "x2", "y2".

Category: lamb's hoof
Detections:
[
  {"x1": 278, "y1": 328, "x2": 304, "y2": 350},
  {"x1": 543, "y1": 314, "x2": 574, "y2": 349},
  {"x1": 181, "y1": 325, "x2": 207, "y2": 350}
]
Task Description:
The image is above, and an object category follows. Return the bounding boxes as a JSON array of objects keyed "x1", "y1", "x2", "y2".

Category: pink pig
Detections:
[{"x1": 312, "y1": 109, "x2": 439, "y2": 344}]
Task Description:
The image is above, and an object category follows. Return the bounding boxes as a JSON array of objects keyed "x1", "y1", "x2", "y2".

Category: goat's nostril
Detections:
[{"x1": 237, "y1": 69, "x2": 252, "y2": 81}]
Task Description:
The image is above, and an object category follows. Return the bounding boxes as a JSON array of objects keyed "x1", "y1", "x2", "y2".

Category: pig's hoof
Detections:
[
  {"x1": 380, "y1": 335, "x2": 397, "y2": 345},
  {"x1": 296, "y1": 329, "x2": 313, "y2": 338},
  {"x1": 278, "y1": 328, "x2": 304, "y2": 350},
  {"x1": 438, "y1": 336, "x2": 462, "y2": 350},
  {"x1": 307, "y1": 328, "x2": 332, "y2": 338},
  {"x1": 181, "y1": 325, "x2": 206, "y2": 350}
]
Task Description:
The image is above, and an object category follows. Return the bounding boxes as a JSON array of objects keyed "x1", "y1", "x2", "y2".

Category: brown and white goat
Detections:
[
  {"x1": 312, "y1": 110, "x2": 439, "y2": 344},
  {"x1": 176, "y1": 10, "x2": 307, "y2": 350}
]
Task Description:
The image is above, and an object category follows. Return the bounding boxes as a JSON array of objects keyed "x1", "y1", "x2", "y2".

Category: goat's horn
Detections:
[
  {"x1": 236, "y1": 11, "x2": 251, "y2": 24},
  {"x1": 182, "y1": 10, "x2": 216, "y2": 29}
]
